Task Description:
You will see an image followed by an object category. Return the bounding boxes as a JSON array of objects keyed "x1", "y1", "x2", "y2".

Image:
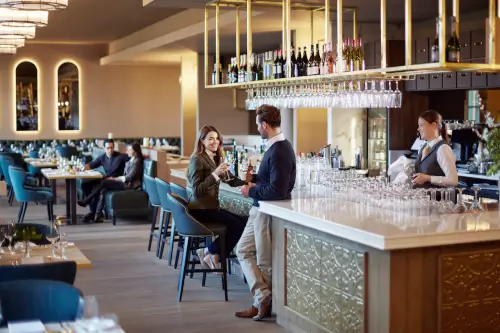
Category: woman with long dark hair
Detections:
[
  {"x1": 412, "y1": 110, "x2": 458, "y2": 188},
  {"x1": 187, "y1": 125, "x2": 247, "y2": 272},
  {"x1": 78, "y1": 142, "x2": 144, "y2": 222}
]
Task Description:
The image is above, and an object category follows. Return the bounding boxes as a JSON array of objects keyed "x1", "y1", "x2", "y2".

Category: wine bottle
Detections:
[
  {"x1": 328, "y1": 42, "x2": 335, "y2": 73},
  {"x1": 302, "y1": 46, "x2": 309, "y2": 76},
  {"x1": 307, "y1": 44, "x2": 315, "y2": 75},
  {"x1": 296, "y1": 47, "x2": 303, "y2": 77},
  {"x1": 319, "y1": 44, "x2": 325, "y2": 75},
  {"x1": 238, "y1": 55, "x2": 243, "y2": 82},
  {"x1": 264, "y1": 52, "x2": 270, "y2": 80},
  {"x1": 242, "y1": 54, "x2": 248, "y2": 82},
  {"x1": 211, "y1": 63, "x2": 217, "y2": 85},
  {"x1": 227, "y1": 59, "x2": 233, "y2": 83},
  {"x1": 258, "y1": 54, "x2": 264, "y2": 81},
  {"x1": 274, "y1": 50, "x2": 282, "y2": 79},
  {"x1": 280, "y1": 49, "x2": 286, "y2": 78},
  {"x1": 431, "y1": 17, "x2": 439, "y2": 63},
  {"x1": 232, "y1": 57, "x2": 239, "y2": 83},
  {"x1": 250, "y1": 54, "x2": 258, "y2": 81},
  {"x1": 446, "y1": 16, "x2": 460, "y2": 62},
  {"x1": 291, "y1": 47, "x2": 297, "y2": 77},
  {"x1": 313, "y1": 44, "x2": 321, "y2": 75},
  {"x1": 358, "y1": 38, "x2": 365, "y2": 70},
  {"x1": 344, "y1": 38, "x2": 351, "y2": 72}
]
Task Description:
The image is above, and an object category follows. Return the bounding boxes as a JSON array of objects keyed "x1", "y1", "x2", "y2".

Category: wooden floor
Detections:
[{"x1": 0, "y1": 189, "x2": 286, "y2": 333}]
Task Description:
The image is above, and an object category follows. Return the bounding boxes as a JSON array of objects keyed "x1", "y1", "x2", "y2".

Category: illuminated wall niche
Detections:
[
  {"x1": 56, "y1": 61, "x2": 80, "y2": 131},
  {"x1": 15, "y1": 60, "x2": 39, "y2": 132}
]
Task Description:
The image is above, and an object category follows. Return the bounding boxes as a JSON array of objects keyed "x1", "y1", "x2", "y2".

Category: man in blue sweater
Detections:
[{"x1": 236, "y1": 105, "x2": 296, "y2": 321}]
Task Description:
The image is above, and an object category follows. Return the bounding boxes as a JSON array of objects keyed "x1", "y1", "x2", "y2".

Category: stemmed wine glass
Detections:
[
  {"x1": 453, "y1": 188, "x2": 468, "y2": 213},
  {"x1": 469, "y1": 187, "x2": 484, "y2": 213},
  {"x1": 4, "y1": 222, "x2": 15, "y2": 254},
  {"x1": 46, "y1": 222, "x2": 60, "y2": 258},
  {"x1": 224, "y1": 153, "x2": 235, "y2": 181}
]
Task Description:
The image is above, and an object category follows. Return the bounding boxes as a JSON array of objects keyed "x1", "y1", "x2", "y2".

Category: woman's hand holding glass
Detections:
[{"x1": 214, "y1": 162, "x2": 229, "y2": 178}]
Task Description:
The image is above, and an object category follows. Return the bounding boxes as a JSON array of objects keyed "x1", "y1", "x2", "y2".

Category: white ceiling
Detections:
[{"x1": 30, "y1": 0, "x2": 184, "y2": 44}]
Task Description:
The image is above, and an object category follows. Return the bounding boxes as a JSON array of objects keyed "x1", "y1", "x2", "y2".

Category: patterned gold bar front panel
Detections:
[
  {"x1": 439, "y1": 249, "x2": 500, "y2": 333},
  {"x1": 286, "y1": 228, "x2": 366, "y2": 333}
]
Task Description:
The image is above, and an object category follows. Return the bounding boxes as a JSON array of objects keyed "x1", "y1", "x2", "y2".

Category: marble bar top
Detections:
[
  {"x1": 259, "y1": 198, "x2": 500, "y2": 251},
  {"x1": 172, "y1": 167, "x2": 500, "y2": 250}
]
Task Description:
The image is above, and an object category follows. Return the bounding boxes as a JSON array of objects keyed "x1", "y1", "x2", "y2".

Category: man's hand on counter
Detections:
[{"x1": 239, "y1": 182, "x2": 256, "y2": 198}]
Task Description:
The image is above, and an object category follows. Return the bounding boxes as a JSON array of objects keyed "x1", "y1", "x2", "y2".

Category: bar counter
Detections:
[{"x1": 170, "y1": 168, "x2": 500, "y2": 333}]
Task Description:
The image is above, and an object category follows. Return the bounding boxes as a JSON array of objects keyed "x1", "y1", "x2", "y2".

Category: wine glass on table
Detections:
[
  {"x1": 46, "y1": 222, "x2": 60, "y2": 258},
  {"x1": 4, "y1": 222, "x2": 15, "y2": 254}
]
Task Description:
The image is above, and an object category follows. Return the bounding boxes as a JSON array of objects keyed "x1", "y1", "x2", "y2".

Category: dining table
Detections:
[
  {"x1": 0, "y1": 318, "x2": 125, "y2": 332},
  {"x1": 0, "y1": 242, "x2": 91, "y2": 268},
  {"x1": 41, "y1": 169, "x2": 103, "y2": 225}
]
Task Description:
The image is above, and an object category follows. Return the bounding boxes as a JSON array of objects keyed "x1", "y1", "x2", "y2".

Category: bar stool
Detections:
[
  {"x1": 169, "y1": 183, "x2": 198, "y2": 268},
  {"x1": 143, "y1": 175, "x2": 163, "y2": 255},
  {"x1": 154, "y1": 178, "x2": 178, "y2": 260},
  {"x1": 167, "y1": 193, "x2": 228, "y2": 302}
]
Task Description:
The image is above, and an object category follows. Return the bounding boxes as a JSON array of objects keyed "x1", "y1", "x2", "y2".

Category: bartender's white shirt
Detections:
[{"x1": 421, "y1": 136, "x2": 458, "y2": 187}]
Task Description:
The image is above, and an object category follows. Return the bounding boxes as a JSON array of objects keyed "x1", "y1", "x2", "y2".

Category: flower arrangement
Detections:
[
  {"x1": 475, "y1": 94, "x2": 500, "y2": 178},
  {"x1": 487, "y1": 127, "x2": 500, "y2": 176}
]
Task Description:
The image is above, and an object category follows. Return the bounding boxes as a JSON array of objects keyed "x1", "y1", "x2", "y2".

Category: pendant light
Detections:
[
  {"x1": 0, "y1": 37, "x2": 23, "y2": 46},
  {"x1": 0, "y1": 46, "x2": 16, "y2": 54},
  {"x1": 0, "y1": 8, "x2": 47, "y2": 27},
  {"x1": 0, "y1": 0, "x2": 68, "y2": 11},
  {"x1": 0, "y1": 25, "x2": 35, "y2": 38}
]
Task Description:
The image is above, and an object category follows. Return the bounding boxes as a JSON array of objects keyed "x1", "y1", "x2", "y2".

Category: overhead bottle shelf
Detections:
[{"x1": 203, "y1": 0, "x2": 500, "y2": 108}]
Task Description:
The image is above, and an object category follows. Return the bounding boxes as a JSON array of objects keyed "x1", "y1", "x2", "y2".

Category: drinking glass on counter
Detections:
[{"x1": 295, "y1": 155, "x2": 481, "y2": 217}]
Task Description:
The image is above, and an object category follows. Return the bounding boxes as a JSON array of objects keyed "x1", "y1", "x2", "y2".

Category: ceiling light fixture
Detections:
[
  {"x1": 0, "y1": 25, "x2": 35, "y2": 38},
  {"x1": 0, "y1": 8, "x2": 48, "y2": 27},
  {"x1": 0, "y1": 0, "x2": 68, "y2": 11},
  {"x1": 0, "y1": 46, "x2": 16, "y2": 54},
  {"x1": 0, "y1": 37, "x2": 24, "y2": 46}
]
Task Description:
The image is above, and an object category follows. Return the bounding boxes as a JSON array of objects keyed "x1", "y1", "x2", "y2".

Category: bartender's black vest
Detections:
[{"x1": 414, "y1": 140, "x2": 446, "y2": 189}]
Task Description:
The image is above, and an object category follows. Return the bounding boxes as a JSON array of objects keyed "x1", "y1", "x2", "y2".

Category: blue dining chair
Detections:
[
  {"x1": 0, "y1": 280, "x2": 81, "y2": 325},
  {"x1": 0, "y1": 261, "x2": 77, "y2": 285},
  {"x1": 0, "y1": 155, "x2": 37, "y2": 205},
  {"x1": 155, "y1": 178, "x2": 177, "y2": 261},
  {"x1": 8, "y1": 166, "x2": 54, "y2": 223},
  {"x1": 27, "y1": 150, "x2": 43, "y2": 186}
]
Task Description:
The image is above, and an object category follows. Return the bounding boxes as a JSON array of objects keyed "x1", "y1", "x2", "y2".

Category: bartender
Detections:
[{"x1": 412, "y1": 110, "x2": 458, "y2": 188}]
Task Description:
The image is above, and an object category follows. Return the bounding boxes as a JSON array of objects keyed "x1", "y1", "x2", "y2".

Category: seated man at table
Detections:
[{"x1": 80, "y1": 139, "x2": 128, "y2": 223}]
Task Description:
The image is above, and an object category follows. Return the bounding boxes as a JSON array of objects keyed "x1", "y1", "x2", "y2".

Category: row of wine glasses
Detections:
[
  {"x1": 0, "y1": 222, "x2": 68, "y2": 260},
  {"x1": 245, "y1": 80, "x2": 403, "y2": 110},
  {"x1": 295, "y1": 156, "x2": 486, "y2": 217}
]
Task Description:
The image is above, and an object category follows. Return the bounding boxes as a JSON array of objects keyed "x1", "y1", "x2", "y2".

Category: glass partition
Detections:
[
  {"x1": 15, "y1": 61, "x2": 38, "y2": 131},
  {"x1": 57, "y1": 62, "x2": 79, "y2": 131}
]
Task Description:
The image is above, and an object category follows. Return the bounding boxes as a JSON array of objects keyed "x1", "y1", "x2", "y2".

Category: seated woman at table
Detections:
[
  {"x1": 78, "y1": 143, "x2": 144, "y2": 223},
  {"x1": 187, "y1": 125, "x2": 247, "y2": 271}
]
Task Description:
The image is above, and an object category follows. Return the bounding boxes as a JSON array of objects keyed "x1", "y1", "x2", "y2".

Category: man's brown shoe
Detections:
[
  {"x1": 235, "y1": 306, "x2": 258, "y2": 318},
  {"x1": 253, "y1": 295, "x2": 272, "y2": 321}
]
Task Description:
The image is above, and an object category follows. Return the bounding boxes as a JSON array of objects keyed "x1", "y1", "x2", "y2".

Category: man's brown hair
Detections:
[{"x1": 256, "y1": 104, "x2": 281, "y2": 128}]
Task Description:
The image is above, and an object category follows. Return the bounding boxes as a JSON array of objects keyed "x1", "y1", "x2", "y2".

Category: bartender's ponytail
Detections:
[{"x1": 419, "y1": 109, "x2": 449, "y2": 143}]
